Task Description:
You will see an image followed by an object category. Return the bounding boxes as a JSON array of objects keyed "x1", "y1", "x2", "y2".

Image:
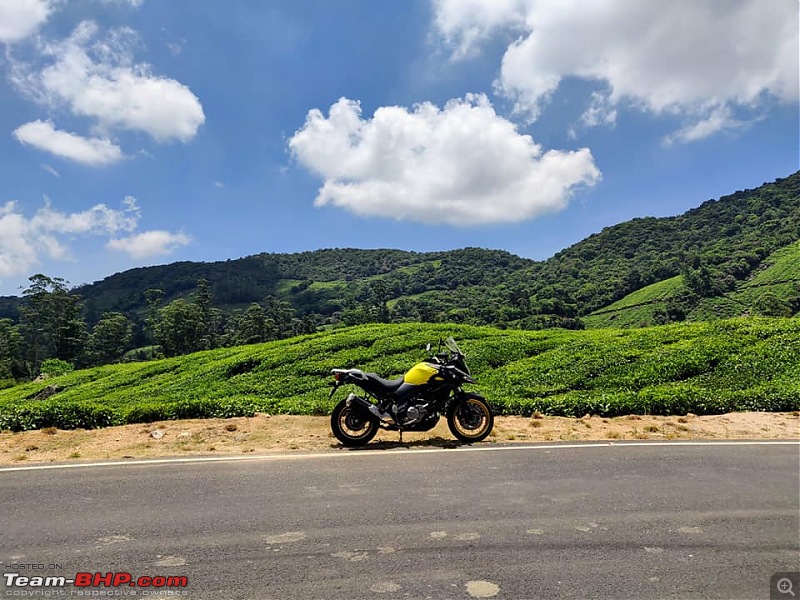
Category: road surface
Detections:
[{"x1": 2, "y1": 441, "x2": 798, "y2": 599}]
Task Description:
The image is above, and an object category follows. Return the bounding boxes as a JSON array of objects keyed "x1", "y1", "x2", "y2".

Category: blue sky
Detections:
[{"x1": 1, "y1": 0, "x2": 798, "y2": 295}]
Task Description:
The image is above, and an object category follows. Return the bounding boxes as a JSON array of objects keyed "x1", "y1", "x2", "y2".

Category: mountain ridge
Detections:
[{"x1": 1, "y1": 171, "x2": 798, "y2": 330}]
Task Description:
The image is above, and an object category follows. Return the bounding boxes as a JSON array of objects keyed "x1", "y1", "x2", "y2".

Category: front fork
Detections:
[{"x1": 450, "y1": 389, "x2": 490, "y2": 412}]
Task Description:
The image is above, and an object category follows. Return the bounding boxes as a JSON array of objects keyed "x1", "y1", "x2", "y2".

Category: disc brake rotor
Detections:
[
  {"x1": 343, "y1": 411, "x2": 367, "y2": 432},
  {"x1": 458, "y1": 403, "x2": 483, "y2": 429}
]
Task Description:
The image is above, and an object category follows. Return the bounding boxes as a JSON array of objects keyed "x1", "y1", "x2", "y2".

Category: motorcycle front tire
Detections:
[
  {"x1": 331, "y1": 399, "x2": 379, "y2": 447},
  {"x1": 447, "y1": 395, "x2": 494, "y2": 443}
]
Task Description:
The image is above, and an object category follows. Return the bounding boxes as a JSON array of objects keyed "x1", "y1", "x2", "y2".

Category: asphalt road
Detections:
[{"x1": 1, "y1": 442, "x2": 799, "y2": 600}]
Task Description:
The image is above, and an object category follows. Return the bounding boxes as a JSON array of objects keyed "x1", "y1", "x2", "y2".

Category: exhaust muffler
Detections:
[{"x1": 345, "y1": 393, "x2": 394, "y2": 423}]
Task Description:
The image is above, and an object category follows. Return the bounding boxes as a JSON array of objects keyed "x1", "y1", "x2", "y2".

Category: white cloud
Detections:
[
  {"x1": 0, "y1": 196, "x2": 187, "y2": 280},
  {"x1": 0, "y1": 203, "x2": 38, "y2": 278},
  {"x1": 14, "y1": 120, "x2": 123, "y2": 165},
  {"x1": 580, "y1": 92, "x2": 617, "y2": 129},
  {"x1": 0, "y1": 197, "x2": 137, "y2": 277},
  {"x1": 42, "y1": 163, "x2": 60, "y2": 178},
  {"x1": 434, "y1": 0, "x2": 799, "y2": 141},
  {"x1": 12, "y1": 21, "x2": 205, "y2": 142},
  {"x1": 289, "y1": 94, "x2": 600, "y2": 226},
  {"x1": 30, "y1": 195, "x2": 140, "y2": 235},
  {"x1": 0, "y1": 0, "x2": 54, "y2": 44},
  {"x1": 433, "y1": 0, "x2": 527, "y2": 59},
  {"x1": 166, "y1": 41, "x2": 183, "y2": 56},
  {"x1": 107, "y1": 230, "x2": 190, "y2": 259},
  {"x1": 663, "y1": 107, "x2": 746, "y2": 147},
  {"x1": 99, "y1": 0, "x2": 144, "y2": 7}
]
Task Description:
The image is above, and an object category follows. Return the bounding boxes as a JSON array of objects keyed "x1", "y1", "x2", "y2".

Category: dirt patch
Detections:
[{"x1": 0, "y1": 411, "x2": 797, "y2": 465}]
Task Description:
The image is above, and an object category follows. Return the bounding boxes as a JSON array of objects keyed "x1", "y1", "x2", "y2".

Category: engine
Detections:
[{"x1": 400, "y1": 403, "x2": 429, "y2": 426}]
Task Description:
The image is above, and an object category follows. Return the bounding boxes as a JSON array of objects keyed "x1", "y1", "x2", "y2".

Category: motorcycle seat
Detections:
[
  {"x1": 364, "y1": 373, "x2": 405, "y2": 395},
  {"x1": 334, "y1": 369, "x2": 405, "y2": 397}
]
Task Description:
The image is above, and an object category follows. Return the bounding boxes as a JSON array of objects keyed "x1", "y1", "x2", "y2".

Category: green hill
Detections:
[
  {"x1": 1, "y1": 318, "x2": 798, "y2": 432},
  {"x1": 3, "y1": 171, "x2": 798, "y2": 333},
  {"x1": 584, "y1": 240, "x2": 800, "y2": 328},
  {"x1": 1, "y1": 171, "x2": 798, "y2": 383},
  {"x1": 583, "y1": 276, "x2": 686, "y2": 328},
  {"x1": 515, "y1": 171, "x2": 799, "y2": 315},
  {"x1": 722, "y1": 240, "x2": 800, "y2": 314}
]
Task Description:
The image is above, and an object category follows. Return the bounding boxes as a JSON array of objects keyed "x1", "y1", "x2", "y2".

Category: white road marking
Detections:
[
  {"x1": 153, "y1": 555, "x2": 186, "y2": 567},
  {"x1": 370, "y1": 582, "x2": 401, "y2": 593},
  {"x1": 96, "y1": 534, "x2": 131, "y2": 545},
  {"x1": 0, "y1": 440, "x2": 797, "y2": 473},
  {"x1": 677, "y1": 526, "x2": 703, "y2": 533},
  {"x1": 264, "y1": 532, "x2": 306, "y2": 545},
  {"x1": 466, "y1": 580, "x2": 500, "y2": 598},
  {"x1": 331, "y1": 550, "x2": 369, "y2": 562}
]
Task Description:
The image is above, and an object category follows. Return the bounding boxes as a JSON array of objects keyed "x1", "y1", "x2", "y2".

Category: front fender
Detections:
[{"x1": 453, "y1": 390, "x2": 493, "y2": 413}]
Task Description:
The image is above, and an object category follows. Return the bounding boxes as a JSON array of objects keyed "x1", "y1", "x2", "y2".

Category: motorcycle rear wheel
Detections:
[
  {"x1": 447, "y1": 396, "x2": 493, "y2": 443},
  {"x1": 331, "y1": 399, "x2": 379, "y2": 447}
]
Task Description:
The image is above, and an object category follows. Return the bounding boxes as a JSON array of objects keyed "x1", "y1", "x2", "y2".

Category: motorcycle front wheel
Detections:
[
  {"x1": 331, "y1": 399, "x2": 379, "y2": 447},
  {"x1": 447, "y1": 396, "x2": 494, "y2": 443}
]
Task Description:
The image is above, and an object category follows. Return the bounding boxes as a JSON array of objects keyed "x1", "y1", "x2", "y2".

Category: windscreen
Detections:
[{"x1": 445, "y1": 337, "x2": 461, "y2": 354}]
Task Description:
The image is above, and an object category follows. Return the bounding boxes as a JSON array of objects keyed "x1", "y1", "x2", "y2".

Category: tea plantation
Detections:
[{"x1": 0, "y1": 318, "x2": 798, "y2": 431}]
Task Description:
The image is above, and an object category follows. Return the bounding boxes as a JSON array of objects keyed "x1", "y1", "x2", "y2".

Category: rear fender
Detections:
[
  {"x1": 332, "y1": 368, "x2": 368, "y2": 384},
  {"x1": 331, "y1": 369, "x2": 370, "y2": 397}
]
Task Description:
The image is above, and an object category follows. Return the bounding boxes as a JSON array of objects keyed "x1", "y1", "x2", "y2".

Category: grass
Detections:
[{"x1": 0, "y1": 318, "x2": 798, "y2": 431}]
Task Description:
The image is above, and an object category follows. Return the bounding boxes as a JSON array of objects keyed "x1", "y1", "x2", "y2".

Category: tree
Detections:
[
  {"x1": 191, "y1": 279, "x2": 219, "y2": 350},
  {"x1": 154, "y1": 299, "x2": 204, "y2": 356},
  {"x1": 18, "y1": 274, "x2": 86, "y2": 375},
  {"x1": 0, "y1": 318, "x2": 23, "y2": 381},
  {"x1": 262, "y1": 296, "x2": 295, "y2": 338},
  {"x1": 88, "y1": 312, "x2": 133, "y2": 364},
  {"x1": 368, "y1": 281, "x2": 391, "y2": 323},
  {"x1": 143, "y1": 288, "x2": 165, "y2": 345},
  {"x1": 235, "y1": 303, "x2": 275, "y2": 345},
  {"x1": 291, "y1": 314, "x2": 319, "y2": 336}
]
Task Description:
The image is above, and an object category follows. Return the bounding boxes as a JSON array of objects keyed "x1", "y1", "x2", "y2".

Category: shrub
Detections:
[
  {"x1": 40, "y1": 359, "x2": 74, "y2": 378},
  {"x1": 0, "y1": 400, "x2": 117, "y2": 432}
]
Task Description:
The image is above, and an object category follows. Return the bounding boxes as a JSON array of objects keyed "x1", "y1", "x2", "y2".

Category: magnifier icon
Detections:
[{"x1": 778, "y1": 578, "x2": 796, "y2": 596}]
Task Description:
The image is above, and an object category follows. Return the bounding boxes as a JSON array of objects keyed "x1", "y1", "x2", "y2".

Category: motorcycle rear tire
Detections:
[
  {"x1": 447, "y1": 396, "x2": 494, "y2": 443},
  {"x1": 331, "y1": 399, "x2": 379, "y2": 447}
]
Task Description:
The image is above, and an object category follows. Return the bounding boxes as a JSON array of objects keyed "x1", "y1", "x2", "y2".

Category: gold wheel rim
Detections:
[
  {"x1": 453, "y1": 398, "x2": 490, "y2": 439},
  {"x1": 339, "y1": 408, "x2": 371, "y2": 439}
]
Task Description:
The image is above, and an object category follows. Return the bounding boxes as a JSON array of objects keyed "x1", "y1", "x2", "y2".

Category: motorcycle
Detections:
[{"x1": 327, "y1": 337, "x2": 494, "y2": 447}]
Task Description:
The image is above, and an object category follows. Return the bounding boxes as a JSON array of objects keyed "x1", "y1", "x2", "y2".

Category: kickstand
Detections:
[{"x1": 399, "y1": 429, "x2": 404, "y2": 444}]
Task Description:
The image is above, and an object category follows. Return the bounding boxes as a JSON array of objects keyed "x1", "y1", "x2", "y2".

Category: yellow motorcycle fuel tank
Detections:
[{"x1": 403, "y1": 362, "x2": 440, "y2": 385}]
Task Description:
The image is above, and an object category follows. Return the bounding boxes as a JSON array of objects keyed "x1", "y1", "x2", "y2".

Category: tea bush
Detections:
[{"x1": 0, "y1": 318, "x2": 798, "y2": 431}]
